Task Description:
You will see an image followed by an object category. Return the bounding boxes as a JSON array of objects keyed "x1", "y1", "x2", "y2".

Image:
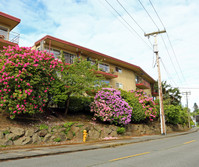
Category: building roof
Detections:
[
  {"x1": 0, "y1": 12, "x2": 21, "y2": 30},
  {"x1": 34, "y1": 35, "x2": 156, "y2": 83}
]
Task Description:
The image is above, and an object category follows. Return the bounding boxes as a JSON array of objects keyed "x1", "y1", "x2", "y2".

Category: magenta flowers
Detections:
[
  {"x1": 131, "y1": 89, "x2": 157, "y2": 121},
  {"x1": 90, "y1": 88, "x2": 132, "y2": 125},
  {"x1": 0, "y1": 45, "x2": 61, "y2": 119}
]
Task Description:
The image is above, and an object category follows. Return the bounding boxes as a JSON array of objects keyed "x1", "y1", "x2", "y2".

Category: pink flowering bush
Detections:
[
  {"x1": 0, "y1": 45, "x2": 61, "y2": 119},
  {"x1": 90, "y1": 88, "x2": 132, "y2": 126},
  {"x1": 131, "y1": 89, "x2": 157, "y2": 121}
]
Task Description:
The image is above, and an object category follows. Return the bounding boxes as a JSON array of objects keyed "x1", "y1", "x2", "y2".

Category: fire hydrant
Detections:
[{"x1": 83, "y1": 130, "x2": 87, "y2": 142}]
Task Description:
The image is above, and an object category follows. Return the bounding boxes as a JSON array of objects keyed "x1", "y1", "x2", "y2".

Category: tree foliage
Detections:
[
  {"x1": 52, "y1": 55, "x2": 104, "y2": 115},
  {"x1": 154, "y1": 81, "x2": 181, "y2": 105}
]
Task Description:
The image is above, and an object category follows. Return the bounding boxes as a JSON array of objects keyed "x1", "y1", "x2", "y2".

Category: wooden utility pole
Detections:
[
  {"x1": 182, "y1": 91, "x2": 191, "y2": 128},
  {"x1": 145, "y1": 30, "x2": 166, "y2": 135}
]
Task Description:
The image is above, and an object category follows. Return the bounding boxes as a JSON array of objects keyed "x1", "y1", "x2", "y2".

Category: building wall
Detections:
[
  {"x1": 34, "y1": 43, "x2": 152, "y2": 96},
  {"x1": 110, "y1": 66, "x2": 136, "y2": 91}
]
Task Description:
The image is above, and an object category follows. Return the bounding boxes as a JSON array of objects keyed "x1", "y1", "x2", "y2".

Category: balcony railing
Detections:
[
  {"x1": 136, "y1": 78, "x2": 151, "y2": 89},
  {"x1": 0, "y1": 31, "x2": 20, "y2": 44}
]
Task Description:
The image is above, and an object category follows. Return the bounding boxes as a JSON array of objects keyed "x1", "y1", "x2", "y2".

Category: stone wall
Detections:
[{"x1": 0, "y1": 122, "x2": 189, "y2": 146}]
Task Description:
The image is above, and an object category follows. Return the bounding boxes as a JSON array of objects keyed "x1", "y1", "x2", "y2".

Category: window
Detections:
[
  {"x1": 99, "y1": 63, "x2": 110, "y2": 73},
  {"x1": 101, "y1": 80, "x2": 110, "y2": 86},
  {"x1": 87, "y1": 57, "x2": 96, "y2": 65},
  {"x1": 52, "y1": 49, "x2": 60, "y2": 59},
  {"x1": 115, "y1": 67, "x2": 122, "y2": 73},
  {"x1": 44, "y1": 47, "x2": 60, "y2": 59},
  {"x1": 116, "y1": 83, "x2": 123, "y2": 89},
  {"x1": 63, "y1": 51, "x2": 75, "y2": 64}
]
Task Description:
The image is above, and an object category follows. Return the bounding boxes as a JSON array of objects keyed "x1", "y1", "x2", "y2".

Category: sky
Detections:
[{"x1": 1, "y1": 0, "x2": 199, "y2": 110}]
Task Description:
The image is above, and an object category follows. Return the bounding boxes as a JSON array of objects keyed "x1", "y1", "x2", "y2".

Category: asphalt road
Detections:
[{"x1": 1, "y1": 131, "x2": 199, "y2": 167}]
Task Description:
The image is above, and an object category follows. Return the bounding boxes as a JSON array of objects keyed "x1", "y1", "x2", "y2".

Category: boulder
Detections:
[
  {"x1": 5, "y1": 133, "x2": 19, "y2": 141},
  {"x1": 25, "y1": 129, "x2": 35, "y2": 137},
  {"x1": 0, "y1": 131, "x2": 4, "y2": 139},
  {"x1": 58, "y1": 128, "x2": 66, "y2": 133},
  {"x1": 14, "y1": 136, "x2": 32, "y2": 145},
  {"x1": 43, "y1": 134, "x2": 52, "y2": 142},
  {"x1": 37, "y1": 129, "x2": 48, "y2": 137},
  {"x1": 66, "y1": 131, "x2": 74, "y2": 140},
  {"x1": 32, "y1": 134, "x2": 42, "y2": 144},
  {"x1": 10, "y1": 127, "x2": 25, "y2": 136},
  {"x1": 88, "y1": 129, "x2": 100, "y2": 140},
  {"x1": 0, "y1": 139, "x2": 13, "y2": 146}
]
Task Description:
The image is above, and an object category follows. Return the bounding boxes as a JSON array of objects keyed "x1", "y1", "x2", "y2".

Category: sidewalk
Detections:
[{"x1": 0, "y1": 127, "x2": 198, "y2": 162}]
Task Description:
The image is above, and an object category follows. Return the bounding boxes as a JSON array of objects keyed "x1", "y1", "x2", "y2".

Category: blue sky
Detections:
[{"x1": 1, "y1": 0, "x2": 199, "y2": 109}]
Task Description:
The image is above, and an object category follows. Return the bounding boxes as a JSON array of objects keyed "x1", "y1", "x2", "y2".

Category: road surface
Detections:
[{"x1": 1, "y1": 131, "x2": 199, "y2": 167}]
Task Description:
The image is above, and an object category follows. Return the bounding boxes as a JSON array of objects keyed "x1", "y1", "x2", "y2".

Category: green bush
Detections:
[
  {"x1": 54, "y1": 137, "x2": 61, "y2": 142},
  {"x1": 69, "y1": 96, "x2": 93, "y2": 114},
  {"x1": 120, "y1": 89, "x2": 146, "y2": 123},
  {"x1": 39, "y1": 124, "x2": 48, "y2": 130},
  {"x1": 164, "y1": 105, "x2": 180, "y2": 125},
  {"x1": 179, "y1": 107, "x2": 188, "y2": 125},
  {"x1": 117, "y1": 127, "x2": 126, "y2": 135}
]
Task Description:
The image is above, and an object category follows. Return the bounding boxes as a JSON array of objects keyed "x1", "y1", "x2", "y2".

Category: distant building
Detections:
[{"x1": 0, "y1": 11, "x2": 20, "y2": 50}]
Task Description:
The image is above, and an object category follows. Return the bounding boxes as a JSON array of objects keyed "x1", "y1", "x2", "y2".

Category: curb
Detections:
[{"x1": 0, "y1": 127, "x2": 198, "y2": 162}]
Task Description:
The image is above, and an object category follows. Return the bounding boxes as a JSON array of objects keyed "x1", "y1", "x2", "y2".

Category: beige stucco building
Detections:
[{"x1": 33, "y1": 35, "x2": 157, "y2": 97}]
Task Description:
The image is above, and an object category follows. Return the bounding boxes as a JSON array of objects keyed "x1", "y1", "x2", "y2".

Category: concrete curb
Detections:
[{"x1": 0, "y1": 127, "x2": 198, "y2": 162}]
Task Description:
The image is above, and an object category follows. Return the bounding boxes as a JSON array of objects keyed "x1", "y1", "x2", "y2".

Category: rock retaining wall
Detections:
[{"x1": 0, "y1": 122, "x2": 189, "y2": 146}]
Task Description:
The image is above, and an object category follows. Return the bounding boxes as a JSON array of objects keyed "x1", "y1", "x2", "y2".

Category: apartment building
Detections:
[
  {"x1": 0, "y1": 11, "x2": 157, "y2": 97},
  {"x1": 33, "y1": 35, "x2": 157, "y2": 97},
  {"x1": 0, "y1": 11, "x2": 20, "y2": 50}
]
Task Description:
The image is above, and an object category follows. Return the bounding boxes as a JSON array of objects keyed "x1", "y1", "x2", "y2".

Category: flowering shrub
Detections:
[
  {"x1": 131, "y1": 89, "x2": 157, "y2": 121},
  {"x1": 0, "y1": 45, "x2": 61, "y2": 119},
  {"x1": 120, "y1": 89, "x2": 146, "y2": 123},
  {"x1": 90, "y1": 88, "x2": 132, "y2": 125}
]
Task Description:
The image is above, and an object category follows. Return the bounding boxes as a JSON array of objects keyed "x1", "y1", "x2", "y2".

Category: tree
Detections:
[
  {"x1": 154, "y1": 81, "x2": 181, "y2": 105},
  {"x1": 193, "y1": 103, "x2": 199, "y2": 117},
  {"x1": 52, "y1": 56, "x2": 104, "y2": 116}
]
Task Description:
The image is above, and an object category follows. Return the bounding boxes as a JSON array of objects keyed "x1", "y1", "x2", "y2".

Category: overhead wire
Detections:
[
  {"x1": 103, "y1": 0, "x2": 153, "y2": 50},
  {"x1": 148, "y1": 0, "x2": 187, "y2": 83},
  {"x1": 160, "y1": 58, "x2": 177, "y2": 86},
  {"x1": 138, "y1": 0, "x2": 183, "y2": 84},
  {"x1": 116, "y1": 0, "x2": 145, "y2": 33}
]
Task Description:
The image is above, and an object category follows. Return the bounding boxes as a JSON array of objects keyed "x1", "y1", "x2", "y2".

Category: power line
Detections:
[
  {"x1": 148, "y1": 0, "x2": 187, "y2": 82},
  {"x1": 160, "y1": 58, "x2": 177, "y2": 86},
  {"x1": 116, "y1": 0, "x2": 145, "y2": 33},
  {"x1": 148, "y1": 0, "x2": 165, "y2": 29},
  {"x1": 138, "y1": 0, "x2": 183, "y2": 84},
  {"x1": 103, "y1": 0, "x2": 153, "y2": 50},
  {"x1": 160, "y1": 35, "x2": 182, "y2": 83},
  {"x1": 138, "y1": 0, "x2": 159, "y2": 30}
]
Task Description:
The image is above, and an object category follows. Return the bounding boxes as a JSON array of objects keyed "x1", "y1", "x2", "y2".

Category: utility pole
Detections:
[
  {"x1": 145, "y1": 30, "x2": 166, "y2": 135},
  {"x1": 182, "y1": 91, "x2": 191, "y2": 128}
]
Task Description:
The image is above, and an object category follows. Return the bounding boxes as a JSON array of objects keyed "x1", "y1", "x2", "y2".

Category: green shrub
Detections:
[
  {"x1": 179, "y1": 107, "x2": 188, "y2": 125},
  {"x1": 39, "y1": 124, "x2": 48, "y2": 130},
  {"x1": 3, "y1": 130, "x2": 10, "y2": 135},
  {"x1": 117, "y1": 127, "x2": 126, "y2": 135},
  {"x1": 164, "y1": 105, "x2": 180, "y2": 125},
  {"x1": 63, "y1": 122, "x2": 74, "y2": 128},
  {"x1": 69, "y1": 96, "x2": 93, "y2": 114},
  {"x1": 54, "y1": 137, "x2": 61, "y2": 142},
  {"x1": 120, "y1": 89, "x2": 146, "y2": 123}
]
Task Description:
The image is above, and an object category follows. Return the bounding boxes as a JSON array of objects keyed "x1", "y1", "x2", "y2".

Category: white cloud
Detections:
[{"x1": 1, "y1": 0, "x2": 199, "y2": 108}]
